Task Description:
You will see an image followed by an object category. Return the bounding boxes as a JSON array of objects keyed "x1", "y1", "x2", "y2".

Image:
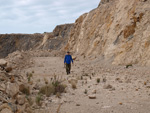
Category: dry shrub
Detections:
[
  {"x1": 84, "y1": 89, "x2": 88, "y2": 94},
  {"x1": 39, "y1": 84, "x2": 55, "y2": 97},
  {"x1": 97, "y1": 78, "x2": 100, "y2": 83},
  {"x1": 19, "y1": 84, "x2": 30, "y2": 95},
  {"x1": 26, "y1": 97, "x2": 34, "y2": 106},
  {"x1": 44, "y1": 78, "x2": 49, "y2": 84},
  {"x1": 36, "y1": 94, "x2": 42, "y2": 106},
  {"x1": 27, "y1": 73, "x2": 33, "y2": 82},
  {"x1": 39, "y1": 80, "x2": 67, "y2": 97}
]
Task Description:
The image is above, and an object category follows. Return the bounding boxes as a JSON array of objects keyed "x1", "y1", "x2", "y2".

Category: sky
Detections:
[{"x1": 0, "y1": 0, "x2": 100, "y2": 34}]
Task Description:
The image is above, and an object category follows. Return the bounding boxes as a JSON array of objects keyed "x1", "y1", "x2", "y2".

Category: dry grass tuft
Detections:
[
  {"x1": 97, "y1": 78, "x2": 100, "y2": 83},
  {"x1": 39, "y1": 80, "x2": 67, "y2": 97},
  {"x1": 36, "y1": 94, "x2": 42, "y2": 106},
  {"x1": 84, "y1": 89, "x2": 88, "y2": 94},
  {"x1": 19, "y1": 84, "x2": 30, "y2": 95}
]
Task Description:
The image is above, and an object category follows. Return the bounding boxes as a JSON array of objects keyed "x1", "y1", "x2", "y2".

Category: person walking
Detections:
[{"x1": 64, "y1": 51, "x2": 73, "y2": 75}]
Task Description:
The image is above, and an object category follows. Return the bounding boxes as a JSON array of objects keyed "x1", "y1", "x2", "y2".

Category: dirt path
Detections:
[{"x1": 22, "y1": 56, "x2": 150, "y2": 113}]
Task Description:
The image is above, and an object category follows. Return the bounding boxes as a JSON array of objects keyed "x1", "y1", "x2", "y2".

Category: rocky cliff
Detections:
[
  {"x1": 67, "y1": 0, "x2": 150, "y2": 66},
  {"x1": 0, "y1": 24, "x2": 74, "y2": 58}
]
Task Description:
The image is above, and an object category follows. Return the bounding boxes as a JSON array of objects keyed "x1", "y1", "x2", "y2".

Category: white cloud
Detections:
[{"x1": 0, "y1": 0, "x2": 100, "y2": 34}]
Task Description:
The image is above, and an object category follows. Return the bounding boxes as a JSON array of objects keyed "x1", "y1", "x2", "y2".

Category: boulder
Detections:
[
  {"x1": 5, "y1": 67, "x2": 13, "y2": 73},
  {"x1": 6, "y1": 82, "x2": 19, "y2": 97},
  {"x1": 17, "y1": 95, "x2": 25, "y2": 105},
  {"x1": 0, "y1": 104, "x2": 12, "y2": 113},
  {"x1": 0, "y1": 108, "x2": 12, "y2": 113},
  {"x1": 0, "y1": 59, "x2": 7, "y2": 67},
  {"x1": 103, "y1": 84, "x2": 113, "y2": 89}
]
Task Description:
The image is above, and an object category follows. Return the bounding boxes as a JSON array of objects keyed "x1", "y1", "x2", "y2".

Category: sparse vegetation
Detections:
[
  {"x1": 103, "y1": 78, "x2": 107, "y2": 82},
  {"x1": 36, "y1": 94, "x2": 42, "y2": 106},
  {"x1": 44, "y1": 78, "x2": 49, "y2": 84},
  {"x1": 81, "y1": 76, "x2": 83, "y2": 80},
  {"x1": 97, "y1": 78, "x2": 100, "y2": 83},
  {"x1": 19, "y1": 84, "x2": 30, "y2": 95},
  {"x1": 26, "y1": 96, "x2": 34, "y2": 106},
  {"x1": 83, "y1": 73, "x2": 89, "y2": 76},
  {"x1": 39, "y1": 80, "x2": 67, "y2": 97},
  {"x1": 92, "y1": 73, "x2": 95, "y2": 76},
  {"x1": 32, "y1": 70, "x2": 34, "y2": 73},
  {"x1": 39, "y1": 84, "x2": 55, "y2": 97},
  {"x1": 27, "y1": 72, "x2": 33, "y2": 82},
  {"x1": 90, "y1": 76, "x2": 92, "y2": 80},
  {"x1": 84, "y1": 89, "x2": 88, "y2": 94}
]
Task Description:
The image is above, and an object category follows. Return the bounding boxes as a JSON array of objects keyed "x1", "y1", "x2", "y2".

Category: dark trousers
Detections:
[{"x1": 66, "y1": 63, "x2": 71, "y2": 74}]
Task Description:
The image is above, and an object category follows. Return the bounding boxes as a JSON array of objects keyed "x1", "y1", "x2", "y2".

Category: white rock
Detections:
[{"x1": 0, "y1": 59, "x2": 7, "y2": 67}]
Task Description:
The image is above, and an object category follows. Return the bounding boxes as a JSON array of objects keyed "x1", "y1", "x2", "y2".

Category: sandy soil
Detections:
[{"x1": 21, "y1": 56, "x2": 150, "y2": 113}]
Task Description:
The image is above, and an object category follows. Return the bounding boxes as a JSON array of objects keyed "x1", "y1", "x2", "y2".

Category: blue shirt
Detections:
[{"x1": 64, "y1": 55, "x2": 73, "y2": 64}]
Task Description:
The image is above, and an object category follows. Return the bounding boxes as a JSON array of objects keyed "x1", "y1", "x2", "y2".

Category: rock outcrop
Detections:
[
  {"x1": 0, "y1": 24, "x2": 74, "y2": 58},
  {"x1": 67, "y1": 0, "x2": 150, "y2": 66}
]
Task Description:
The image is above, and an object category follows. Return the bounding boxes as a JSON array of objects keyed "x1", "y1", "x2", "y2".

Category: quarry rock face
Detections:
[
  {"x1": 67, "y1": 0, "x2": 150, "y2": 66},
  {"x1": 38, "y1": 24, "x2": 74, "y2": 50},
  {"x1": 0, "y1": 34, "x2": 43, "y2": 58},
  {"x1": 0, "y1": 24, "x2": 74, "y2": 58},
  {"x1": 0, "y1": 0, "x2": 150, "y2": 66}
]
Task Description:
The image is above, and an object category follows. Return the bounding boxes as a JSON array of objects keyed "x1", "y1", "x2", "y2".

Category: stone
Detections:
[
  {"x1": 88, "y1": 94, "x2": 96, "y2": 99},
  {"x1": 0, "y1": 108, "x2": 12, "y2": 113},
  {"x1": 17, "y1": 95, "x2": 25, "y2": 105},
  {"x1": 103, "y1": 84, "x2": 113, "y2": 89},
  {"x1": 103, "y1": 78, "x2": 107, "y2": 82},
  {"x1": 0, "y1": 59, "x2": 7, "y2": 67},
  {"x1": 92, "y1": 90, "x2": 97, "y2": 94},
  {"x1": 5, "y1": 67, "x2": 13, "y2": 73},
  {"x1": 146, "y1": 86, "x2": 150, "y2": 88},
  {"x1": 76, "y1": 104, "x2": 80, "y2": 106},
  {"x1": 68, "y1": 79, "x2": 78, "y2": 84},
  {"x1": 0, "y1": 104, "x2": 12, "y2": 113},
  {"x1": 6, "y1": 82, "x2": 19, "y2": 97}
]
